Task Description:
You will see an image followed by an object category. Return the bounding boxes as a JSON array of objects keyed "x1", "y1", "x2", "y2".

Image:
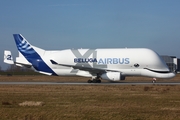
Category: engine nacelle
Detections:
[{"x1": 101, "y1": 72, "x2": 125, "y2": 81}]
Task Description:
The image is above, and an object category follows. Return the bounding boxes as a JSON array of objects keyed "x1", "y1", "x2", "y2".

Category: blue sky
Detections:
[{"x1": 1, "y1": 0, "x2": 180, "y2": 70}]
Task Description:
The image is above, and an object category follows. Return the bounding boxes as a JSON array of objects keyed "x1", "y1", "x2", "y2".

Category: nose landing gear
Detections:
[{"x1": 152, "y1": 78, "x2": 157, "y2": 83}]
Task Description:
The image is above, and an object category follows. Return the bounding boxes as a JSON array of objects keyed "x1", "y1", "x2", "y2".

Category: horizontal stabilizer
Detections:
[
  {"x1": 39, "y1": 71, "x2": 52, "y2": 76},
  {"x1": 15, "y1": 62, "x2": 32, "y2": 68}
]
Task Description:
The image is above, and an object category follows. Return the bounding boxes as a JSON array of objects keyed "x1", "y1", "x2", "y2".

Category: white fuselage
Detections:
[{"x1": 40, "y1": 48, "x2": 175, "y2": 79}]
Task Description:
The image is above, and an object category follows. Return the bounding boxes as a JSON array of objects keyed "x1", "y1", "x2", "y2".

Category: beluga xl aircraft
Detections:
[{"x1": 4, "y1": 34, "x2": 175, "y2": 83}]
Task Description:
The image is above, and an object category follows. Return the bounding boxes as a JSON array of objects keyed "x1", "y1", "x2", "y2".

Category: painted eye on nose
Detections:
[{"x1": 134, "y1": 63, "x2": 140, "y2": 67}]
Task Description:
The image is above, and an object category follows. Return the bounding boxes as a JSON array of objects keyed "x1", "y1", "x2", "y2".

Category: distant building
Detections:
[
  {"x1": 161, "y1": 55, "x2": 179, "y2": 72},
  {"x1": 177, "y1": 58, "x2": 180, "y2": 73}
]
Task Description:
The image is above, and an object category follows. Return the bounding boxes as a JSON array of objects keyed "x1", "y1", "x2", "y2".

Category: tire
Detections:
[
  {"x1": 87, "y1": 80, "x2": 92, "y2": 83},
  {"x1": 97, "y1": 80, "x2": 101, "y2": 83},
  {"x1": 92, "y1": 79, "x2": 97, "y2": 83}
]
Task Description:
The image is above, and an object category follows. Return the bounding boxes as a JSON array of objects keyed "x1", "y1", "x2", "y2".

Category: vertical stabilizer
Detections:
[
  {"x1": 13, "y1": 34, "x2": 45, "y2": 58},
  {"x1": 13, "y1": 34, "x2": 57, "y2": 75}
]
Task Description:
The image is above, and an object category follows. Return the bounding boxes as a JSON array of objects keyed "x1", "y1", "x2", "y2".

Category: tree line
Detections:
[{"x1": 0, "y1": 65, "x2": 41, "y2": 75}]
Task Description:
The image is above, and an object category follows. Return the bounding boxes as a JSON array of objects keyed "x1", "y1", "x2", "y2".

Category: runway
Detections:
[{"x1": 0, "y1": 81, "x2": 180, "y2": 85}]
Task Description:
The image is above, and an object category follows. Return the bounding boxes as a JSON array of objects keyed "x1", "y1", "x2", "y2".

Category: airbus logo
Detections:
[{"x1": 74, "y1": 58, "x2": 130, "y2": 64}]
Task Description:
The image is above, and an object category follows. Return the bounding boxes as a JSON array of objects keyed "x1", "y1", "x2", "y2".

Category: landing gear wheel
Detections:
[
  {"x1": 92, "y1": 79, "x2": 97, "y2": 83},
  {"x1": 97, "y1": 80, "x2": 101, "y2": 83},
  {"x1": 87, "y1": 79, "x2": 100, "y2": 83},
  {"x1": 152, "y1": 78, "x2": 157, "y2": 83},
  {"x1": 87, "y1": 80, "x2": 92, "y2": 83},
  {"x1": 152, "y1": 80, "x2": 156, "y2": 83},
  {"x1": 92, "y1": 79, "x2": 101, "y2": 83}
]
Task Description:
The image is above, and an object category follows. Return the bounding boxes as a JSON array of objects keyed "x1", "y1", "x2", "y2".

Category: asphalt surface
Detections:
[{"x1": 0, "y1": 81, "x2": 180, "y2": 85}]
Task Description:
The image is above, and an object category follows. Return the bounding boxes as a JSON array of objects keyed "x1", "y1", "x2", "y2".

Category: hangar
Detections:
[{"x1": 161, "y1": 55, "x2": 180, "y2": 73}]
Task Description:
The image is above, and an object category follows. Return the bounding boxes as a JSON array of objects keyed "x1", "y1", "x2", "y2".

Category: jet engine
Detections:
[{"x1": 101, "y1": 72, "x2": 125, "y2": 81}]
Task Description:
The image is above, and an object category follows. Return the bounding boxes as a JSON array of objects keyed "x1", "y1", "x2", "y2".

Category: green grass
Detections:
[{"x1": 0, "y1": 85, "x2": 180, "y2": 120}]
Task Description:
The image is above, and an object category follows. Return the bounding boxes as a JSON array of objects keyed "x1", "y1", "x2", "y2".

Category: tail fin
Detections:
[
  {"x1": 13, "y1": 34, "x2": 57, "y2": 75},
  {"x1": 13, "y1": 34, "x2": 45, "y2": 58},
  {"x1": 4, "y1": 50, "x2": 14, "y2": 64}
]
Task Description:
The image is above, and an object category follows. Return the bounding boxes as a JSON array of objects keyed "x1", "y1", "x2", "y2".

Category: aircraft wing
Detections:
[{"x1": 50, "y1": 60, "x2": 117, "y2": 74}]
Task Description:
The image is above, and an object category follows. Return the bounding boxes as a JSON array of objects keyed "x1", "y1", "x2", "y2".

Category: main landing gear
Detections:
[
  {"x1": 87, "y1": 74, "x2": 101, "y2": 83},
  {"x1": 87, "y1": 75, "x2": 101, "y2": 83},
  {"x1": 87, "y1": 79, "x2": 101, "y2": 83}
]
